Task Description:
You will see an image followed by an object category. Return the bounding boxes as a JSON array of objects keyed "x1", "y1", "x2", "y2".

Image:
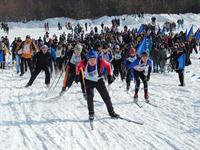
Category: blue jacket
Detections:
[
  {"x1": 133, "y1": 57, "x2": 152, "y2": 76},
  {"x1": 177, "y1": 53, "x2": 186, "y2": 70}
]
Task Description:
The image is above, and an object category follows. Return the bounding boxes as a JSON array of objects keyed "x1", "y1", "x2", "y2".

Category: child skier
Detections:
[
  {"x1": 76, "y1": 50, "x2": 119, "y2": 120},
  {"x1": 125, "y1": 47, "x2": 137, "y2": 91},
  {"x1": 132, "y1": 52, "x2": 152, "y2": 103}
]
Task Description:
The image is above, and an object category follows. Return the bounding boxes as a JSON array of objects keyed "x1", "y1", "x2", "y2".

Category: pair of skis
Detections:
[{"x1": 133, "y1": 98, "x2": 158, "y2": 108}]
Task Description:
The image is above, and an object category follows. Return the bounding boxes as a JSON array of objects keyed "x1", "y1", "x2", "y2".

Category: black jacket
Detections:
[{"x1": 33, "y1": 51, "x2": 52, "y2": 67}]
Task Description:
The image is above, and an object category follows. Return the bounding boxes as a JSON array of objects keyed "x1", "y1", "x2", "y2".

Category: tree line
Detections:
[{"x1": 0, "y1": 0, "x2": 199, "y2": 21}]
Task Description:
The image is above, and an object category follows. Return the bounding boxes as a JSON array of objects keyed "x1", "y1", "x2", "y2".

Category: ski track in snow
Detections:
[{"x1": 0, "y1": 54, "x2": 200, "y2": 150}]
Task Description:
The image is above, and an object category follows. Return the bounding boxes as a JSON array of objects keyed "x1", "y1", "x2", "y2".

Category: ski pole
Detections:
[
  {"x1": 53, "y1": 70, "x2": 64, "y2": 90},
  {"x1": 48, "y1": 72, "x2": 59, "y2": 91},
  {"x1": 80, "y1": 67, "x2": 86, "y2": 93},
  {"x1": 46, "y1": 71, "x2": 63, "y2": 97}
]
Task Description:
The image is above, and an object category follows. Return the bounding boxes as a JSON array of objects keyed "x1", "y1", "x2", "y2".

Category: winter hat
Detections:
[
  {"x1": 74, "y1": 44, "x2": 82, "y2": 52},
  {"x1": 41, "y1": 45, "x2": 48, "y2": 50},
  {"x1": 26, "y1": 35, "x2": 31, "y2": 39},
  {"x1": 115, "y1": 45, "x2": 120, "y2": 49},
  {"x1": 87, "y1": 50, "x2": 98, "y2": 59},
  {"x1": 102, "y1": 42, "x2": 108, "y2": 49}
]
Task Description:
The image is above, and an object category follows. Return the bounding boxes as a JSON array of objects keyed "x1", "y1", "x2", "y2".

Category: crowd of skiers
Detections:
[{"x1": 1, "y1": 19, "x2": 200, "y2": 120}]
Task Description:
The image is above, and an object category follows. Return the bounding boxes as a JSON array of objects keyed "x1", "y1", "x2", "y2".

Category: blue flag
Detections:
[
  {"x1": 178, "y1": 54, "x2": 186, "y2": 70},
  {"x1": 194, "y1": 31, "x2": 200, "y2": 40},
  {"x1": 137, "y1": 37, "x2": 146, "y2": 56},
  {"x1": 137, "y1": 25, "x2": 144, "y2": 33},
  {"x1": 186, "y1": 25, "x2": 193, "y2": 40}
]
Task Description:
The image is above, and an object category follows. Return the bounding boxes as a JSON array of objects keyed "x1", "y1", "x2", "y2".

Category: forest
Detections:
[{"x1": 0, "y1": 0, "x2": 199, "y2": 21}]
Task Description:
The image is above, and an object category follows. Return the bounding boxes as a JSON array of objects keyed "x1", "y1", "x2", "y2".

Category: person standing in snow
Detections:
[
  {"x1": 174, "y1": 49, "x2": 186, "y2": 86},
  {"x1": 76, "y1": 50, "x2": 120, "y2": 120},
  {"x1": 132, "y1": 52, "x2": 152, "y2": 103},
  {"x1": 0, "y1": 40, "x2": 9, "y2": 69},
  {"x1": 25, "y1": 45, "x2": 53, "y2": 87}
]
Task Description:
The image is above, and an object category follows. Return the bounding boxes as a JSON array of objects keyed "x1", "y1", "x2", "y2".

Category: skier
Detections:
[
  {"x1": 12, "y1": 37, "x2": 22, "y2": 73},
  {"x1": 18, "y1": 35, "x2": 37, "y2": 76},
  {"x1": 158, "y1": 43, "x2": 167, "y2": 73},
  {"x1": 112, "y1": 45, "x2": 125, "y2": 81},
  {"x1": 60, "y1": 44, "x2": 86, "y2": 99},
  {"x1": 76, "y1": 50, "x2": 119, "y2": 120},
  {"x1": 132, "y1": 52, "x2": 152, "y2": 103},
  {"x1": 99, "y1": 43, "x2": 113, "y2": 63},
  {"x1": 125, "y1": 47, "x2": 137, "y2": 91},
  {"x1": 25, "y1": 45, "x2": 53, "y2": 87}
]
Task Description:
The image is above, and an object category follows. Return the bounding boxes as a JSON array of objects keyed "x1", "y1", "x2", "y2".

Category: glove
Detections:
[
  {"x1": 75, "y1": 75, "x2": 80, "y2": 83},
  {"x1": 108, "y1": 75, "x2": 115, "y2": 84}
]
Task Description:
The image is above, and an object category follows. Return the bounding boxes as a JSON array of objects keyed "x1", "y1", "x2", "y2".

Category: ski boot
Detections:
[
  {"x1": 25, "y1": 84, "x2": 31, "y2": 88},
  {"x1": 144, "y1": 93, "x2": 149, "y2": 103},
  {"x1": 83, "y1": 93, "x2": 87, "y2": 100},
  {"x1": 59, "y1": 87, "x2": 66, "y2": 96},
  {"x1": 89, "y1": 114, "x2": 94, "y2": 121},
  {"x1": 109, "y1": 111, "x2": 120, "y2": 118},
  {"x1": 133, "y1": 93, "x2": 138, "y2": 103}
]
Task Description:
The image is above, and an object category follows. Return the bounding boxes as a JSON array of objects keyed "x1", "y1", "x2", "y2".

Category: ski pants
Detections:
[
  {"x1": 20, "y1": 57, "x2": 33, "y2": 75},
  {"x1": 134, "y1": 70, "x2": 148, "y2": 93},
  {"x1": 85, "y1": 78, "x2": 114, "y2": 115},
  {"x1": 112, "y1": 60, "x2": 125, "y2": 80},
  {"x1": 63, "y1": 65, "x2": 85, "y2": 93},
  {"x1": 177, "y1": 69, "x2": 184, "y2": 85},
  {"x1": 27, "y1": 65, "x2": 50, "y2": 86}
]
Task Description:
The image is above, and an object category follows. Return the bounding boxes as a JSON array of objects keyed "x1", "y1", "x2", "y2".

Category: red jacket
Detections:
[{"x1": 76, "y1": 58, "x2": 112, "y2": 76}]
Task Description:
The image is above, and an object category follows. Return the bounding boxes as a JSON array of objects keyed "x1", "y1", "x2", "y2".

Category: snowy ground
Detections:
[
  {"x1": 0, "y1": 14, "x2": 200, "y2": 150},
  {"x1": 0, "y1": 53, "x2": 200, "y2": 150},
  {"x1": 1, "y1": 13, "x2": 200, "y2": 41}
]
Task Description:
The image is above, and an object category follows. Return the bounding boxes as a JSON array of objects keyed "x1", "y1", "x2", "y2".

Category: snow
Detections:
[
  {"x1": 1, "y1": 13, "x2": 200, "y2": 42},
  {"x1": 0, "y1": 14, "x2": 200, "y2": 150}
]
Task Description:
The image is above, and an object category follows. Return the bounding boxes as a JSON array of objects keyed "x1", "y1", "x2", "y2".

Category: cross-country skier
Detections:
[
  {"x1": 132, "y1": 52, "x2": 152, "y2": 103},
  {"x1": 25, "y1": 45, "x2": 53, "y2": 87},
  {"x1": 60, "y1": 44, "x2": 87, "y2": 99},
  {"x1": 125, "y1": 47, "x2": 138, "y2": 91},
  {"x1": 76, "y1": 50, "x2": 120, "y2": 120}
]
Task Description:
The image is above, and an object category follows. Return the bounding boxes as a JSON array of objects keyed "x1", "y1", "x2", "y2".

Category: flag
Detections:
[
  {"x1": 178, "y1": 54, "x2": 186, "y2": 70},
  {"x1": 194, "y1": 31, "x2": 200, "y2": 40},
  {"x1": 137, "y1": 37, "x2": 146, "y2": 56},
  {"x1": 186, "y1": 25, "x2": 193, "y2": 40},
  {"x1": 137, "y1": 24, "x2": 144, "y2": 33}
]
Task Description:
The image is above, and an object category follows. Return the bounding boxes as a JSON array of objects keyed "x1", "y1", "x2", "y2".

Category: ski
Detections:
[
  {"x1": 134, "y1": 101, "x2": 143, "y2": 108},
  {"x1": 145, "y1": 102, "x2": 158, "y2": 107},
  {"x1": 133, "y1": 98, "x2": 143, "y2": 108},
  {"x1": 118, "y1": 116, "x2": 144, "y2": 125},
  {"x1": 89, "y1": 120, "x2": 94, "y2": 130}
]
